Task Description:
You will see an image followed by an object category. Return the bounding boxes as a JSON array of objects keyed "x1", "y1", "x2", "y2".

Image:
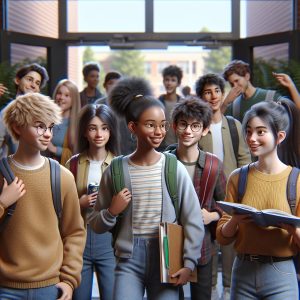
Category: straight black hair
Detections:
[
  {"x1": 242, "y1": 100, "x2": 300, "y2": 168},
  {"x1": 77, "y1": 104, "x2": 119, "y2": 155}
]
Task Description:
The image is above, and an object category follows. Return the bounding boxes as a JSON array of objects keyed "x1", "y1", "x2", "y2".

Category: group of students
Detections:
[{"x1": 0, "y1": 58, "x2": 299, "y2": 300}]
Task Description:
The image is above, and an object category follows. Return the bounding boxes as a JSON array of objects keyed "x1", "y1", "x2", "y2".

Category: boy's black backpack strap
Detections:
[
  {"x1": 49, "y1": 158, "x2": 62, "y2": 228},
  {"x1": 237, "y1": 164, "x2": 250, "y2": 203},
  {"x1": 287, "y1": 167, "x2": 300, "y2": 215},
  {"x1": 0, "y1": 157, "x2": 16, "y2": 232},
  {"x1": 225, "y1": 116, "x2": 239, "y2": 162}
]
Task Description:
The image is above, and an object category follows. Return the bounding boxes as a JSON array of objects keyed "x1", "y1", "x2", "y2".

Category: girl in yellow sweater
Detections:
[{"x1": 217, "y1": 100, "x2": 300, "y2": 299}]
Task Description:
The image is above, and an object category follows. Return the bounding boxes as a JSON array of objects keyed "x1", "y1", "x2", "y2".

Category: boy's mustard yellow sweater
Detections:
[
  {"x1": 0, "y1": 159, "x2": 86, "y2": 290},
  {"x1": 217, "y1": 165, "x2": 300, "y2": 257}
]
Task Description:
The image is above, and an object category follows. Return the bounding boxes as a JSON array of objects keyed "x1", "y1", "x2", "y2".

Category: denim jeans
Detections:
[
  {"x1": 0, "y1": 285, "x2": 59, "y2": 300},
  {"x1": 190, "y1": 259, "x2": 212, "y2": 300},
  {"x1": 231, "y1": 256, "x2": 298, "y2": 300},
  {"x1": 113, "y1": 237, "x2": 179, "y2": 300},
  {"x1": 73, "y1": 226, "x2": 115, "y2": 300}
]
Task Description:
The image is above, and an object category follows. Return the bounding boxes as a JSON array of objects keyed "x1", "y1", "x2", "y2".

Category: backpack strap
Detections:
[
  {"x1": 0, "y1": 158, "x2": 62, "y2": 232},
  {"x1": 49, "y1": 158, "x2": 62, "y2": 228},
  {"x1": 225, "y1": 116, "x2": 239, "y2": 162},
  {"x1": 163, "y1": 152, "x2": 179, "y2": 220},
  {"x1": 199, "y1": 152, "x2": 219, "y2": 207},
  {"x1": 265, "y1": 90, "x2": 276, "y2": 102},
  {"x1": 69, "y1": 154, "x2": 79, "y2": 183},
  {"x1": 287, "y1": 167, "x2": 300, "y2": 215},
  {"x1": 232, "y1": 95, "x2": 241, "y2": 120},
  {"x1": 237, "y1": 164, "x2": 250, "y2": 203},
  {"x1": 0, "y1": 157, "x2": 16, "y2": 232},
  {"x1": 111, "y1": 155, "x2": 125, "y2": 195}
]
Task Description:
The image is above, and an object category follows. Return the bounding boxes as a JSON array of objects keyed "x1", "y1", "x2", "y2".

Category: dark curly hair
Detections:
[
  {"x1": 171, "y1": 96, "x2": 212, "y2": 130},
  {"x1": 162, "y1": 65, "x2": 183, "y2": 85},
  {"x1": 109, "y1": 77, "x2": 163, "y2": 124}
]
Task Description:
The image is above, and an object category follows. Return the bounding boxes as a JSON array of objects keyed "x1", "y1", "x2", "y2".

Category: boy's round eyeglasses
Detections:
[
  {"x1": 34, "y1": 124, "x2": 55, "y2": 136},
  {"x1": 177, "y1": 121, "x2": 203, "y2": 132}
]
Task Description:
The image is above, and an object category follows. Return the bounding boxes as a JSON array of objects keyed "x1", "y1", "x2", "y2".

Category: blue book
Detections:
[{"x1": 218, "y1": 201, "x2": 300, "y2": 227}]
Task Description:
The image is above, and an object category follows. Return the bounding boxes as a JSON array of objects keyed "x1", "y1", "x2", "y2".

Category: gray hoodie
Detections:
[{"x1": 89, "y1": 155, "x2": 204, "y2": 271}]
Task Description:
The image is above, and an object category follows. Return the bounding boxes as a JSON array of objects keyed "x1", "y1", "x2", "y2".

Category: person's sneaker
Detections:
[
  {"x1": 211, "y1": 286, "x2": 219, "y2": 300},
  {"x1": 221, "y1": 287, "x2": 231, "y2": 300}
]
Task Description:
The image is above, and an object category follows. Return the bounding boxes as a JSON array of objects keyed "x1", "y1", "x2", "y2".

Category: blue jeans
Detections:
[
  {"x1": 190, "y1": 259, "x2": 212, "y2": 300},
  {"x1": 231, "y1": 256, "x2": 298, "y2": 300},
  {"x1": 113, "y1": 237, "x2": 179, "y2": 300},
  {"x1": 0, "y1": 285, "x2": 59, "y2": 300},
  {"x1": 73, "y1": 226, "x2": 115, "y2": 300}
]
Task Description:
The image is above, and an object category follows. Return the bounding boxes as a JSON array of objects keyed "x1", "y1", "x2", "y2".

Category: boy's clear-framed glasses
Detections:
[
  {"x1": 177, "y1": 121, "x2": 203, "y2": 132},
  {"x1": 34, "y1": 122, "x2": 55, "y2": 136},
  {"x1": 137, "y1": 121, "x2": 170, "y2": 132}
]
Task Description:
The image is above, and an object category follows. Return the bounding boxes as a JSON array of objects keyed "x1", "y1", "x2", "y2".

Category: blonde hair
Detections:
[
  {"x1": 3, "y1": 93, "x2": 61, "y2": 141},
  {"x1": 52, "y1": 79, "x2": 81, "y2": 151}
]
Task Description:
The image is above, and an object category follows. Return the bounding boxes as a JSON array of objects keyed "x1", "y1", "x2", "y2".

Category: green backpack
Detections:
[{"x1": 109, "y1": 152, "x2": 179, "y2": 245}]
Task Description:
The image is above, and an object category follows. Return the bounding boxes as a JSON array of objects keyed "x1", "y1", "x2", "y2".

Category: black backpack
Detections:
[{"x1": 0, "y1": 157, "x2": 62, "y2": 232}]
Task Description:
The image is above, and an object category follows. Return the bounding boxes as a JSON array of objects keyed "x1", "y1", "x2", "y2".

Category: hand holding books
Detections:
[{"x1": 218, "y1": 201, "x2": 300, "y2": 228}]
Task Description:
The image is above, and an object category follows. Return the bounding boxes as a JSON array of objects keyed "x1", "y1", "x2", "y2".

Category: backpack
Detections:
[
  {"x1": 110, "y1": 152, "x2": 178, "y2": 245},
  {"x1": 111, "y1": 151, "x2": 221, "y2": 242},
  {"x1": 225, "y1": 115, "x2": 239, "y2": 163},
  {"x1": 0, "y1": 157, "x2": 62, "y2": 232},
  {"x1": 237, "y1": 164, "x2": 300, "y2": 214},
  {"x1": 232, "y1": 90, "x2": 286, "y2": 121}
]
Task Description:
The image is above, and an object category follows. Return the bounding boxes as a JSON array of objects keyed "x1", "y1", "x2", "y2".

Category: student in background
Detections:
[
  {"x1": 0, "y1": 93, "x2": 85, "y2": 300},
  {"x1": 217, "y1": 100, "x2": 300, "y2": 299},
  {"x1": 221, "y1": 60, "x2": 283, "y2": 122},
  {"x1": 158, "y1": 65, "x2": 183, "y2": 150},
  {"x1": 80, "y1": 62, "x2": 103, "y2": 107},
  {"x1": 47, "y1": 79, "x2": 81, "y2": 165},
  {"x1": 67, "y1": 104, "x2": 119, "y2": 300},
  {"x1": 89, "y1": 77, "x2": 204, "y2": 300},
  {"x1": 273, "y1": 72, "x2": 300, "y2": 110},
  {"x1": 96, "y1": 71, "x2": 122, "y2": 105},
  {"x1": 195, "y1": 73, "x2": 252, "y2": 300},
  {"x1": 0, "y1": 63, "x2": 49, "y2": 158},
  {"x1": 170, "y1": 98, "x2": 226, "y2": 300}
]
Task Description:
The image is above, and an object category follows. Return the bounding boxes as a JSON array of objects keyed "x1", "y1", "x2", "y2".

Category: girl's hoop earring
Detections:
[{"x1": 131, "y1": 133, "x2": 136, "y2": 142}]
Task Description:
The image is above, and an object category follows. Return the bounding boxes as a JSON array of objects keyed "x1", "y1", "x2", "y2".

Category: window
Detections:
[
  {"x1": 67, "y1": 0, "x2": 145, "y2": 32},
  {"x1": 7, "y1": 0, "x2": 58, "y2": 38},
  {"x1": 154, "y1": 0, "x2": 231, "y2": 32},
  {"x1": 240, "y1": 0, "x2": 293, "y2": 38}
]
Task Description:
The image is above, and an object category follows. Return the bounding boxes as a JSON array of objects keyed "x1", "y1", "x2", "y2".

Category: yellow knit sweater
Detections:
[
  {"x1": 0, "y1": 159, "x2": 86, "y2": 289},
  {"x1": 217, "y1": 165, "x2": 300, "y2": 257}
]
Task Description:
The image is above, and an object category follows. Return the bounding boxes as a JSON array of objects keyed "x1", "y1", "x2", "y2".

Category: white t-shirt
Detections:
[
  {"x1": 209, "y1": 121, "x2": 224, "y2": 162},
  {"x1": 87, "y1": 160, "x2": 103, "y2": 188}
]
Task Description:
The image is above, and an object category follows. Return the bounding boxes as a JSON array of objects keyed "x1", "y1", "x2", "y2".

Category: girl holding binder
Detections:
[
  {"x1": 89, "y1": 77, "x2": 204, "y2": 300},
  {"x1": 216, "y1": 100, "x2": 300, "y2": 299}
]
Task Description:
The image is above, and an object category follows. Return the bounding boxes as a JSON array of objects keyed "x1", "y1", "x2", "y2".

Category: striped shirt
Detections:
[{"x1": 129, "y1": 155, "x2": 164, "y2": 237}]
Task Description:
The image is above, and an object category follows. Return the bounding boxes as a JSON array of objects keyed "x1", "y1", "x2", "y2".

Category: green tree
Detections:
[
  {"x1": 204, "y1": 46, "x2": 232, "y2": 74},
  {"x1": 253, "y1": 58, "x2": 300, "y2": 97},
  {"x1": 110, "y1": 50, "x2": 145, "y2": 77},
  {"x1": 83, "y1": 46, "x2": 96, "y2": 64}
]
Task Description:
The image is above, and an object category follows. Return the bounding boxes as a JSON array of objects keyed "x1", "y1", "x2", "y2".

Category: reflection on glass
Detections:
[
  {"x1": 240, "y1": 0, "x2": 293, "y2": 38},
  {"x1": 68, "y1": 0, "x2": 145, "y2": 32},
  {"x1": 11, "y1": 44, "x2": 47, "y2": 67},
  {"x1": 154, "y1": 0, "x2": 231, "y2": 32},
  {"x1": 7, "y1": 0, "x2": 58, "y2": 38}
]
